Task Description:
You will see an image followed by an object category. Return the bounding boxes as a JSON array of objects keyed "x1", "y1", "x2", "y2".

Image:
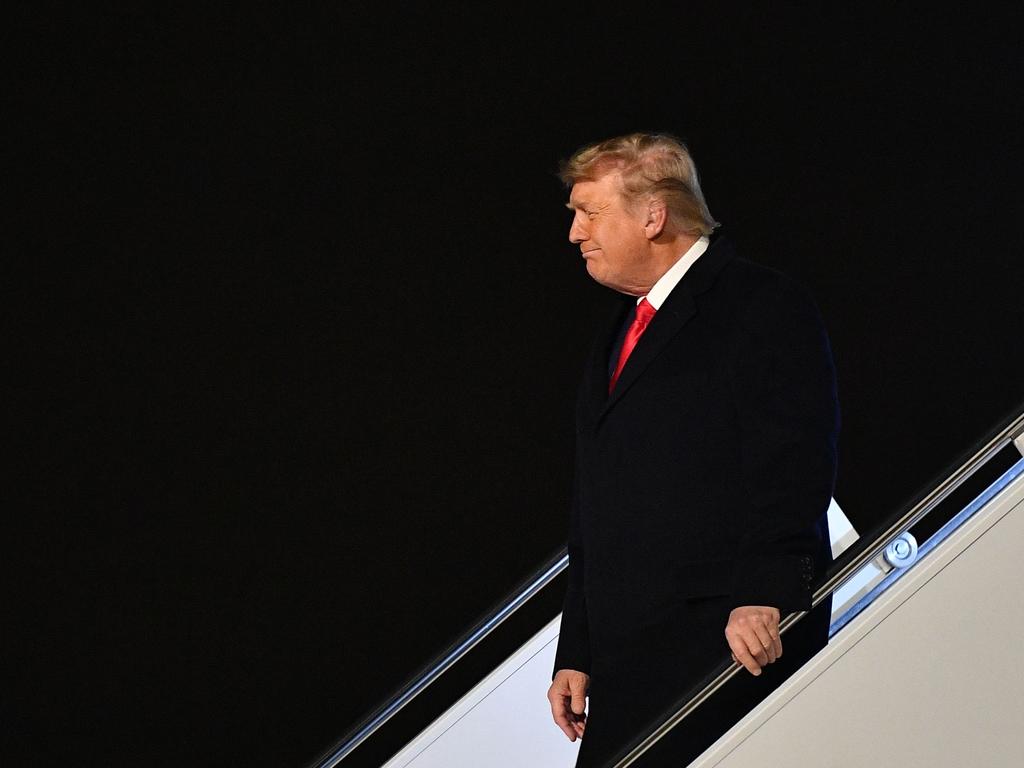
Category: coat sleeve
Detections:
[
  {"x1": 551, "y1": 439, "x2": 591, "y2": 679},
  {"x1": 729, "y1": 276, "x2": 840, "y2": 612}
]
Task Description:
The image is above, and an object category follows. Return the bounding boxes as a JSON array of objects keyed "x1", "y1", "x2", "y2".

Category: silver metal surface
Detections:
[
  {"x1": 871, "y1": 551, "x2": 895, "y2": 575},
  {"x1": 884, "y1": 533, "x2": 918, "y2": 568},
  {"x1": 829, "y1": 457, "x2": 1024, "y2": 637}
]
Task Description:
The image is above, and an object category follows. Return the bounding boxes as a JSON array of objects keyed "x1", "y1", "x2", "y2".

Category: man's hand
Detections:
[
  {"x1": 725, "y1": 605, "x2": 782, "y2": 676},
  {"x1": 547, "y1": 668, "x2": 590, "y2": 741}
]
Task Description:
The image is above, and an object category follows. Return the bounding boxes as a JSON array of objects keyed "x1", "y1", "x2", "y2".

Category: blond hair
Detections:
[{"x1": 559, "y1": 132, "x2": 720, "y2": 236}]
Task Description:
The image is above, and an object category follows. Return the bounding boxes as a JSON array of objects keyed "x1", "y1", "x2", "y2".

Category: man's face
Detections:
[{"x1": 567, "y1": 171, "x2": 652, "y2": 296}]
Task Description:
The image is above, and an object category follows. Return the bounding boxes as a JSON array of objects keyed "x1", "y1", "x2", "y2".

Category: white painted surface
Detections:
[
  {"x1": 382, "y1": 616, "x2": 580, "y2": 767},
  {"x1": 826, "y1": 497, "x2": 882, "y2": 623},
  {"x1": 827, "y1": 496, "x2": 859, "y2": 559},
  {"x1": 692, "y1": 469, "x2": 1024, "y2": 767}
]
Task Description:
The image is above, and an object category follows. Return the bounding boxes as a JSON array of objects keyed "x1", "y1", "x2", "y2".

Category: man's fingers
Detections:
[
  {"x1": 738, "y1": 626, "x2": 769, "y2": 667},
  {"x1": 726, "y1": 606, "x2": 785, "y2": 674},
  {"x1": 752, "y1": 623, "x2": 777, "y2": 664},
  {"x1": 548, "y1": 672, "x2": 588, "y2": 741},
  {"x1": 764, "y1": 607, "x2": 783, "y2": 659},
  {"x1": 769, "y1": 627, "x2": 783, "y2": 659},
  {"x1": 551, "y1": 697, "x2": 577, "y2": 741},
  {"x1": 548, "y1": 683, "x2": 577, "y2": 741},
  {"x1": 750, "y1": 635, "x2": 769, "y2": 667},
  {"x1": 727, "y1": 634, "x2": 762, "y2": 676},
  {"x1": 571, "y1": 709, "x2": 586, "y2": 738},
  {"x1": 570, "y1": 681, "x2": 587, "y2": 715}
]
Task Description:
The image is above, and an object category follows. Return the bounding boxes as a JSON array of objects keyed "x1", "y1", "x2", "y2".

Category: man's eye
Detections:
[{"x1": 586, "y1": 211, "x2": 597, "y2": 219}]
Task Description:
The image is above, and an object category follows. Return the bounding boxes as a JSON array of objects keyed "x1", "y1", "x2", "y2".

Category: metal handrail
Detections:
[
  {"x1": 313, "y1": 406, "x2": 1024, "y2": 768},
  {"x1": 309, "y1": 548, "x2": 569, "y2": 768},
  {"x1": 609, "y1": 407, "x2": 1024, "y2": 768}
]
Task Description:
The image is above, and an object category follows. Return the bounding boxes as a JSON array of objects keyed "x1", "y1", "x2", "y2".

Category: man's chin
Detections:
[
  {"x1": 585, "y1": 261, "x2": 608, "y2": 285},
  {"x1": 586, "y1": 264, "x2": 627, "y2": 293}
]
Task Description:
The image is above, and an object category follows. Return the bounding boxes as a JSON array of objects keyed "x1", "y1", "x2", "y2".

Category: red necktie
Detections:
[{"x1": 609, "y1": 298, "x2": 656, "y2": 393}]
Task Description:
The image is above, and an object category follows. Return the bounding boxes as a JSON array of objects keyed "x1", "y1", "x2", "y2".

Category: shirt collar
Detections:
[{"x1": 640, "y1": 235, "x2": 710, "y2": 310}]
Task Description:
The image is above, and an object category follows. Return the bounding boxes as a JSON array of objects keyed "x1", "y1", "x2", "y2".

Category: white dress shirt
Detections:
[{"x1": 640, "y1": 235, "x2": 710, "y2": 309}]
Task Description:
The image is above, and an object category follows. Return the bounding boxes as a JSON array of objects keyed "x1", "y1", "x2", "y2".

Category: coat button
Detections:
[{"x1": 800, "y1": 556, "x2": 814, "y2": 582}]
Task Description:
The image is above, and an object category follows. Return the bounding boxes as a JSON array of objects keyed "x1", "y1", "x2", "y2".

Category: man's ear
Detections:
[{"x1": 643, "y1": 199, "x2": 668, "y2": 240}]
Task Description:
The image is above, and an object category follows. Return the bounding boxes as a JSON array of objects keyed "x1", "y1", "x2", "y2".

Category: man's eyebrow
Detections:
[{"x1": 566, "y1": 198, "x2": 588, "y2": 210}]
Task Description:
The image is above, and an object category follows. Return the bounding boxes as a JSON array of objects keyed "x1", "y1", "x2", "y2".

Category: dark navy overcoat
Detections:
[{"x1": 553, "y1": 233, "x2": 840, "y2": 767}]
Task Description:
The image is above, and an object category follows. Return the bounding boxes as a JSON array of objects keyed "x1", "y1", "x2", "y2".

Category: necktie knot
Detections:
[{"x1": 635, "y1": 298, "x2": 656, "y2": 327}]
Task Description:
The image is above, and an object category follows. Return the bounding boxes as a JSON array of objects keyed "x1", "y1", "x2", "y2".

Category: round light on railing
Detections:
[{"x1": 884, "y1": 533, "x2": 919, "y2": 568}]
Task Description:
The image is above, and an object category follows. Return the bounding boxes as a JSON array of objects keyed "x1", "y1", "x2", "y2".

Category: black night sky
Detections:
[{"x1": 9, "y1": 5, "x2": 1024, "y2": 767}]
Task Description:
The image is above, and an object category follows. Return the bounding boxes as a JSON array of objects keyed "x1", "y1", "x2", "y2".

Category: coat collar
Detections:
[{"x1": 586, "y1": 233, "x2": 739, "y2": 422}]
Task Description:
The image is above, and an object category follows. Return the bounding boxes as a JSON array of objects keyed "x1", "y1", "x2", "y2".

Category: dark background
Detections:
[{"x1": 9, "y1": 4, "x2": 1024, "y2": 767}]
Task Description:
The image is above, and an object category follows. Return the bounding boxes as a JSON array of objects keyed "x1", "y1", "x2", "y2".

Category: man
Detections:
[{"x1": 546, "y1": 133, "x2": 839, "y2": 767}]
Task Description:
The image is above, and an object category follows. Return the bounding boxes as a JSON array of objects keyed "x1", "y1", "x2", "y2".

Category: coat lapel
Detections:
[
  {"x1": 598, "y1": 234, "x2": 738, "y2": 421},
  {"x1": 584, "y1": 297, "x2": 631, "y2": 420},
  {"x1": 600, "y1": 291, "x2": 696, "y2": 417}
]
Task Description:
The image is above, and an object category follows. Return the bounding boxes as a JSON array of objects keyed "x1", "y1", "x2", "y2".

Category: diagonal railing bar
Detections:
[
  {"x1": 608, "y1": 407, "x2": 1024, "y2": 768},
  {"x1": 309, "y1": 547, "x2": 568, "y2": 768},
  {"x1": 311, "y1": 402, "x2": 1024, "y2": 768}
]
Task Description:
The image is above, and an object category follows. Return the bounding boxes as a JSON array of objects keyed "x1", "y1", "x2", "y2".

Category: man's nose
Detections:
[{"x1": 569, "y1": 217, "x2": 587, "y2": 244}]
